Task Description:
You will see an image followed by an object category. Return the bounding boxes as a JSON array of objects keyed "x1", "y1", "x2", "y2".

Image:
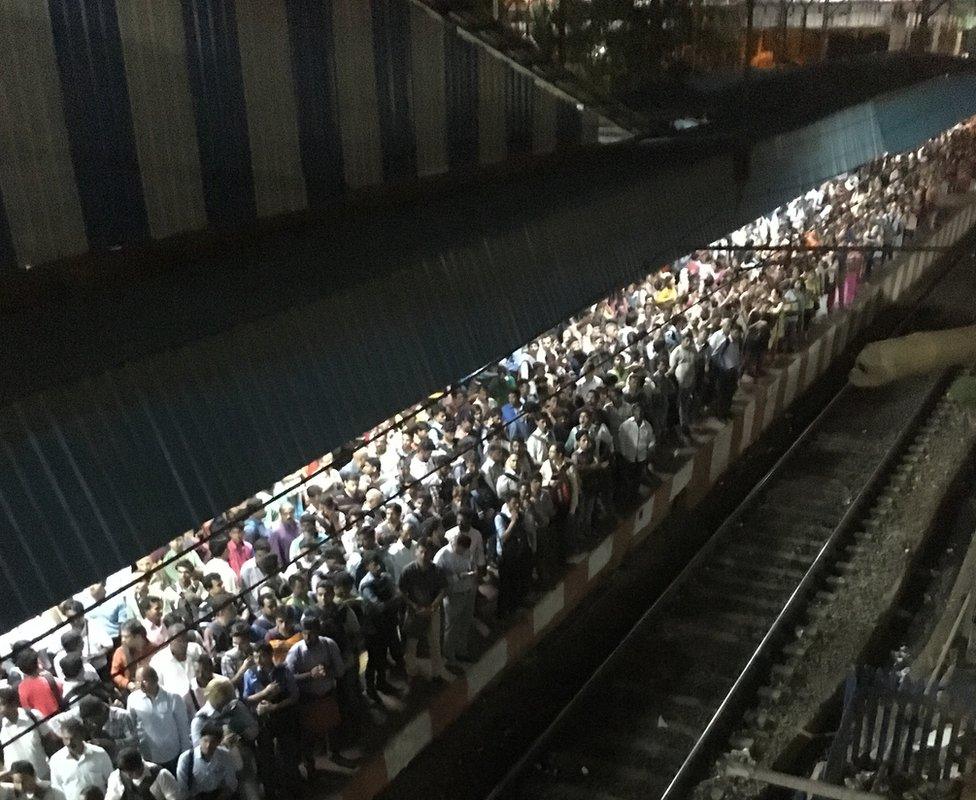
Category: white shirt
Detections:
[
  {"x1": 444, "y1": 525, "x2": 486, "y2": 568},
  {"x1": 1, "y1": 709, "x2": 51, "y2": 779},
  {"x1": 707, "y1": 328, "x2": 729, "y2": 353},
  {"x1": 53, "y1": 652, "x2": 100, "y2": 683},
  {"x1": 49, "y1": 743, "x2": 113, "y2": 800},
  {"x1": 433, "y1": 545, "x2": 477, "y2": 595},
  {"x1": 73, "y1": 622, "x2": 114, "y2": 671},
  {"x1": 495, "y1": 473, "x2": 520, "y2": 499},
  {"x1": 105, "y1": 767, "x2": 181, "y2": 800},
  {"x1": 0, "y1": 782, "x2": 66, "y2": 800},
  {"x1": 202, "y1": 559, "x2": 239, "y2": 594},
  {"x1": 386, "y1": 541, "x2": 415, "y2": 583},
  {"x1": 128, "y1": 688, "x2": 192, "y2": 765},
  {"x1": 176, "y1": 746, "x2": 237, "y2": 796},
  {"x1": 150, "y1": 643, "x2": 204, "y2": 699},
  {"x1": 526, "y1": 428, "x2": 553, "y2": 467},
  {"x1": 143, "y1": 619, "x2": 169, "y2": 650},
  {"x1": 618, "y1": 417, "x2": 655, "y2": 463},
  {"x1": 341, "y1": 527, "x2": 359, "y2": 557},
  {"x1": 669, "y1": 343, "x2": 698, "y2": 389},
  {"x1": 574, "y1": 373, "x2": 603, "y2": 398}
]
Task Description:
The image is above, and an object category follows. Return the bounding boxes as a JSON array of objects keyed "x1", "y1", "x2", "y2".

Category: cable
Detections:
[
  {"x1": 0, "y1": 369, "x2": 475, "y2": 665},
  {"x1": 0, "y1": 242, "x2": 851, "y2": 749},
  {"x1": 4, "y1": 137, "x2": 957, "y2": 743},
  {"x1": 10, "y1": 125, "x2": 946, "y2": 662},
  {"x1": 0, "y1": 172, "x2": 911, "y2": 664}
]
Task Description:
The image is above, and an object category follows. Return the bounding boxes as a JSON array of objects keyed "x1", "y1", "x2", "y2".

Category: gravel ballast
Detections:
[{"x1": 702, "y1": 379, "x2": 976, "y2": 800}]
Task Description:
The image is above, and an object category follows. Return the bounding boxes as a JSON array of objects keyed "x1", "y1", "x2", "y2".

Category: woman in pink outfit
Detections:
[{"x1": 843, "y1": 249, "x2": 864, "y2": 307}]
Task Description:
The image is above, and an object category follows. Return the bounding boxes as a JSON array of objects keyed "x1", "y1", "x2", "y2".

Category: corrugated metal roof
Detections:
[{"x1": 2, "y1": 73, "x2": 976, "y2": 630}]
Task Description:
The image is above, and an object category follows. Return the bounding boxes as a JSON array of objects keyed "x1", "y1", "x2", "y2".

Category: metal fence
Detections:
[{"x1": 823, "y1": 668, "x2": 976, "y2": 792}]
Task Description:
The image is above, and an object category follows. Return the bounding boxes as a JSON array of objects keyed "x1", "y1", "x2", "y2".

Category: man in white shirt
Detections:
[
  {"x1": 617, "y1": 405, "x2": 655, "y2": 502},
  {"x1": 669, "y1": 332, "x2": 698, "y2": 437},
  {"x1": 0, "y1": 689, "x2": 51, "y2": 780},
  {"x1": 386, "y1": 527, "x2": 415, "y2": 584},
  {"x1": 526, "y1": 414, "x2": 555, "y2": 468},
  {"x1": 150, "y1": 624, "x2": 204, "y2": 700},
  {"x1": 0, "y1": 761, "x2": 65, "y2": 800},
  {"x1": 176, "y1": 722, "x2": 238, "y2": 799},
  {"x1": 127, "y1": 666, "x2": 191, "y2": 773},
  {"x1": 574, "y1": 362, "x2": 603, "y2": 399},
  {"x1": 707, "y1": 319, "x2": 732, "y2": 355},
  {"x1": 140, "y1": 598, "x2": 169, "y2": 650},
  {"x1": 57, "y1": 601, "x2": 114, "y2": 673},
  {"x1": 433, "y1": 535, "x2": 478, "y2": 665},
  {"x1": 200, "y1": 542, "x2": 240, "y2": 595},
  {"x1": 53, "y1": 632, "x2": 100, "y2": 683},
  {"x1": 105, "y1": 749, "x2": 180, "y2": 800},
  {"x1": 49, "y1": 718, "x2": 113, "y2": 800},
  {"x1": 443, "y1": 510, "x2": 486, "y2": 571}
]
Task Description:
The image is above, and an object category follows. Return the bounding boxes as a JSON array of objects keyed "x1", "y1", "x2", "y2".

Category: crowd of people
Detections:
[{"x1": 2, "y1": 121, "x2": 975, "y2": 800}]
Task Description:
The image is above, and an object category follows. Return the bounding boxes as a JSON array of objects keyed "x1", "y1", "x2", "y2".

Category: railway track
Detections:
[
  {"x1": 489, "y1": 244, "x2": 976, "y2": 800},
  {"x1": 491, "y1": 373, "x2": 945, "y2": 800}
]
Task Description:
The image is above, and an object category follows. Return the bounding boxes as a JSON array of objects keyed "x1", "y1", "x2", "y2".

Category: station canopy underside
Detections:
[{"x1": 2, "y1": 73, "x2": 976, "y2": 630}]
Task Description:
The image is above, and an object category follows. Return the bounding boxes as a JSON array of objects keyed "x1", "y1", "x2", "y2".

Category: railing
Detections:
[
  {"x1": 659, "y1": 370, "x2": 950, "y2": 800},
  {"x1": 658, "y1": 222, "x2": 976, "y2": 800},
  {"x1": 823, "y1": 666, "x2": 976, "y2": 791}
]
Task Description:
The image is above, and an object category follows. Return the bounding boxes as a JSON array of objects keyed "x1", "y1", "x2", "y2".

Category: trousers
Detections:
[
  {"x1": 403, "y1": 605, "x2": 444, "y2": 677},
  {"x1": 443, "y1": 590, "x2": 476, "y2": 662}
]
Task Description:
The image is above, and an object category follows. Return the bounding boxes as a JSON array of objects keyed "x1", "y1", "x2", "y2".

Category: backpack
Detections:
[
  {"x1": 549, "y1": 471, "x2": 572, "y2": 511},
  {"x1": 120, "y1": 764, "x2": 161, "y2": 800},
  {"x1": 43, "y1": 674, "x2": 68, "y2": 713}
]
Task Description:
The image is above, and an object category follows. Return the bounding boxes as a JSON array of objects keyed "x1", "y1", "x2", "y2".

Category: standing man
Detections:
[
  {"x1": 78, "y1": 583, "x2": 129, "y2": 643},
  {"x1": 433, "y1": 534, "x2": 478, "y2": 666},
  {"x1": 358, "y1": 555, "x2": 402, "y2": 700},
  {"x1": 669, "y1": 331, "x2": 698, "y2": 442},
  {"x1": 444, "y1": 510, "x2": 486, "y2": 576},
  {"x1": 268, "y1": 502, "x2": 299, "y2": 568},
  {"x1": 397, "y1": 539, "x2": 452, "y2": 683},
  {"x1": 710, "y1": 325, "x2": 743, "y2": 420},
  {"x1": 242, "y1": 643, "x2": 301, "y2": 800},
  {"x1": 176, "y1": 721, "x2": 238, "y2": 800},
  {"x1": 48, "y1": 718, "x2": 113, "y2": 800},
  {"x1": 150, "y1": 621, "x2": 203, "y2": 700},
  {"x1": 283, "y1": 616, "x2": 345, "y2": 773},
  {"x1": 111, "y1": 620, "x2": 151, "y2": 698},
  {"x1": 104, "y1": 749, "x2": 181, "y2": 800},
  {"x1": 617, "y1": 405, "x2": 655, "y2": 502},
  {"x1": 526, "y1": 414, "x2": 555, "y2": 469},
  {"x1": 225, "y1": 525, "x2": 253, "y2": 578},
  {"x1": 127, "y1": 666, "x2": 191, "y2": 774},
  {"x1": 57, "y1": 600, "x2": 113, "y2": 675},
  {"x1": 0, "y1": 689, "x2": 53, "y2": 780},
  {"x1": 0, "y1": 762, "x2": 65, "y2": 800},
  {"x1": 494, "y1": 494, "x2": 531, "y2": 618}
]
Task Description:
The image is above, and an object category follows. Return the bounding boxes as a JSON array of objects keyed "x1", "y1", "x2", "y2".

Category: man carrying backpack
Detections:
[{"x1": 105, "y1": 749, "x2": 180, "y2": 800}]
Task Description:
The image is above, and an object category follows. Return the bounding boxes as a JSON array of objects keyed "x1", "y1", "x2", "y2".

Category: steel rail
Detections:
[{"x1": 487, "y1": 234, "x2": 975, "y2": 800}]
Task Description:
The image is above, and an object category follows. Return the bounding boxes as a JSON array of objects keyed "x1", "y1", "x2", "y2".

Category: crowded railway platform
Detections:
[{"x1": 2, "y1": 120, "x2": 976, "y2": 800}]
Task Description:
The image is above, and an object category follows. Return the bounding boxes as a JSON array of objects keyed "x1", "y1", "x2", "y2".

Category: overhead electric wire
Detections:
[
  {"x1": 0, "y1": 375, "x2": 471, "y2": 665},
  {"x1": 7, "y1": 200, "x2": 894, "y2": 660},
  {"x1": 0, "y1": 251, "x2": 798, "y2": 748}
]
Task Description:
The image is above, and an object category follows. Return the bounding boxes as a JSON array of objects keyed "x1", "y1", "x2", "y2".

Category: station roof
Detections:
[{"x1": 2, "y1": 70, "x2": 976, "y2": 629}]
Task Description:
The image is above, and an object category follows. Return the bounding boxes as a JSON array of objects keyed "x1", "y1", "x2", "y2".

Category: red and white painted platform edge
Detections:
[{"x1": 337, "y1": 200, "x2": 976, "y2": 800}]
